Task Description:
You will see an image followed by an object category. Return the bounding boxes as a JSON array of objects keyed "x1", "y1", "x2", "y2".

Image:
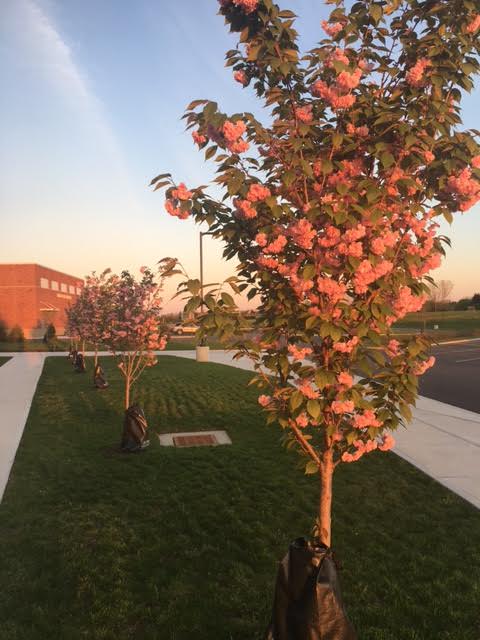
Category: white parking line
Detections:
[{"x1": 455, "y1": 356, "x2": 480, "y2": 363}]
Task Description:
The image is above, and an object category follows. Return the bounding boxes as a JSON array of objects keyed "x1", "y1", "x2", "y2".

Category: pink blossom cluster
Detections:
[
  {"x1": 297, "y1": 379, "x2": 319, "y2": 399},
  {"x1": 353, "y1": 259, "x2": 393, "y2": 294},
  {"x1": 288, "y1": 218, "x2": 316, "y2": 250},
  {"x1": 447, "y1": 167, "x2": 480, "y2": 212},
  {"x1": 222, "y1": 120, "x2": 249, "y2": 154},
  {"x1": 346, "y1": 123, "x2": 369, "y2": 137},
  {"x1": 337, "y1": 371, "x2": 353, "y2": 388},
  {"x1": 219, "y1": 0, "x2": 258, "y2": 13},
  {"x1": 312, "y1": 79, "x2": 356, "y2": 110},
  {"x1": 326, "y1": 48, "x2": 349, "y2": 68},
  {"x1": 264, "y1": 235, "x2": 287, "y2": 254},
  {"x1": 164, "y1": 182, "x2": 192, "y2": 220},
  {"x1": 341, "y1": 438, "x2": 378, "y2": 463},
  {"x1": 352, "y1": 409, "x2": 383, "y2": 429},
  {"x1": 387, "y1": 339, "x2": 401, "y2": 357},
  {"x1": 412, "y1": 356, "x2": 435, "y2": 376},
  {"x1": 247, "y1": 184, "x2": 271, "y2": 202},
  {"x1": 316, "y1": 277, "x2": 346, "y2": 304},
  {"x1": 294, "y1": 104, "x2": 313, "y2": 124},
  {"x1": 321, "y1": 20, "x2": 343, "y2": 38},
  {"x1": 333, "y1": 336, "x2": 359, "y2": 353},
  {"x1": 390, "y1": 286, "x2": 426, "y2": 321},
  {"x1": 234, "y1": 70, "x2": 247, "y2": 85},
  {"x1": 192, "y1": 130, "x2": 207, "y2": 146},
  {"x1": 258, "y1": 394, "x2": 271, "y2": 407},
  {"x1": 331, "y1": 400, "x2": 354, "y2": 414},
  {"x1": 234, "y1": 198, "x2": 257, "y2": 219},
  {"x1": 466, "y1": 14, "x2": 480, "y2": 33},
  {"x1": 406, "y1": 58, "x2": 432, "y2": 87},
  {"x1": 288, "y1": 344, "x2": 313, "y2": 361}
]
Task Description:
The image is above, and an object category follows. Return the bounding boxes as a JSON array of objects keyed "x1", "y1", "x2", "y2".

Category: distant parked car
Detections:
[{"x1": 172, "y1": 323, "x2": 198, "y2": 335}]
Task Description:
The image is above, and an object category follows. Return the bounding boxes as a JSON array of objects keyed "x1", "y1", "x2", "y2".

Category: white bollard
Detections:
[{"x1": 196, "y1": 346, "x2": 210, "y2": 362}]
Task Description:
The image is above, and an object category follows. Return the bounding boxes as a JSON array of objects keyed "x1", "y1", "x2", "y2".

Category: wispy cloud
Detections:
[{"x1": 3, "y1": 0, "x2": 140, "y2": 209}]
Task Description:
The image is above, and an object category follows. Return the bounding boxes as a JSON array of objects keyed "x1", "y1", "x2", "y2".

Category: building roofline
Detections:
[{"x1": 0, "y1": 263, "x2": 83, "y2": 281}]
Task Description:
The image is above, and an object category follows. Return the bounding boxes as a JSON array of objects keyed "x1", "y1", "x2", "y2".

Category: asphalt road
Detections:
[{"x1": 419, "y1": 339, "x2": 480, "y2": 414}]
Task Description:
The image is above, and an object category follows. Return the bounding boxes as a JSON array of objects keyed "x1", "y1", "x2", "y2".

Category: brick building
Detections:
[{"x1": 0, "y1": 264, "x2": 84, "y2": 338}]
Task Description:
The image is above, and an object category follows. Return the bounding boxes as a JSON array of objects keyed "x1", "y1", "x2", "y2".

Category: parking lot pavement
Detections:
[{"x1": 419, "y1": 340, "x2": 480, "y2": 414}]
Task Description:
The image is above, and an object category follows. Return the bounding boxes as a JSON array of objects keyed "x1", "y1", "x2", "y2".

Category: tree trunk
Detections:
[
  {"x1": 125, "y1": 376, "x2": 130, "y2": 410},
  {"x1": 94, "y1": 348, "x2": 98, "y2": 368},
  {"x1": 81, "y1": 339, "x2": 85, "y2": 357},
  {"x1": 318, "y1": 448, "x2": 334, "y2": 547}
]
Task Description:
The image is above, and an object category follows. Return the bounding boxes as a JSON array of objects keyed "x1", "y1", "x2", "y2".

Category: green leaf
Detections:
[
  {"x1": 305, "y1": 460, "x2": 319, "y2": 475},
  {"x1": 369, "y1": 3, "x2": 382, "y2": 23},
  {"x1": 307, "y1": 399, "x2": 321, "y2": 419},
  {"x1": 290, "y1": 390, "x2": 304, "y2": 411},
  {"x1": 381, "y1": 152, "x2": 395, "y2": 169}
]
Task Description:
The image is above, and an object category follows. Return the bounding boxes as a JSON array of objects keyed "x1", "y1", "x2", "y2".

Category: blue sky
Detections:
[{"x1": 1, "y1": 0, "x2": 479, "y2": 310}]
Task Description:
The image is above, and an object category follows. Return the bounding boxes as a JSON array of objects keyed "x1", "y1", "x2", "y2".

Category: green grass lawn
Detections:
[
  {"x1": 394, "y1": 309, "x2": 480, "y2": 338},
  {"x1": 0, "y1": 339, "x2": 69, "y2": 352},
  {"x1": 0, "y1": 356, "x2": 11, "y2": 367},
  {"x1": 1, "y1": 357, "x2": 479, "y2": 639}
]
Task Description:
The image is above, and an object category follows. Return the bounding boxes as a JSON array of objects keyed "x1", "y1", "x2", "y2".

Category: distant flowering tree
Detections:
[
  {"x1": 66, "y1": 270, "x2": 114, "y2": 365},
  {"x1": 66, "y1": 288, "x2": 91, "y2": 358},
  {"x1": 154, "y1": 0, "x2": 480, "y2": 546},
  {"x1": 104, "y1": 268, "x2": 167, "y2": 409},
  {"x1": 81, "y1": 270, "x2": 116, "y2": 368}
]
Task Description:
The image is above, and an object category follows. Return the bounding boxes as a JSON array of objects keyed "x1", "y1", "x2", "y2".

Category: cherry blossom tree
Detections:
[
  {"x1": 154, "y1": 0, "x2": 480, "y2": 546},
  {"x1": 104, "y1": 268, "x2": 167, "y2": 409}
]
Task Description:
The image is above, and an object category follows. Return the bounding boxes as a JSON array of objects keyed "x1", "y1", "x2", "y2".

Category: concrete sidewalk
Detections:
[{"x1": 0, "y1": 350, "x2": 479, "y2": 509}]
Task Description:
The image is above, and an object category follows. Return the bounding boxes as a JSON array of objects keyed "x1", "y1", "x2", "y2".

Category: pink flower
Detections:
[
  {"x1": 172, "y1": 183, "x2": 192, "y2": 201},
  {"x1": 258, "y1": 394, "x2": 271, "y2": 407},
  {"x1": 289, "y1": 218, "x2": 316, "y2": 250},
  {"x1": 466, "y1": 14, "x2": 480, "y2": 33},
  {"x1": 378, "y1": 433, "x2": 395, "y2": 452},
  {"x1": 223, "y1": 120, "x2": 246, "y2": 142},
  {"x1": 165, "y1": 199, "x2": 189, "y2": 220},
  {"x1": 295, "y1": 104, "x2": 313, "y2": 124},
  {"x1": 321, "y1": 20, "x2": 343, "y2": 38},
  {"x1": 247, "y1": 184, "x2": 271, "y2": 202},
  {"x1": 317, "y1": 277, "x2": 346, "y2": 304},
  {"x1": 371, "y1": 237, "x2": 386, "y2": 255},
  {"x1": 264, "y1": 235, "x2": 287, "y2": 254},
  {"x1": 333, "y1": 336, "x2": 359, "y2": 354},
  {"x1": 295, "y1": 413, "x2": 309, "y2": 428},
  {"x1": 424, "y1": 150, "x2": 435, "y2": 164},
  {"x1": 192, "y1": 130, "x2": 206, "y2": 146},
  {"x1": 234, "y1": 198, "x2": 257, "y2": 219},
  {"x1": 288, "y1": 344, "x2": 313, "y2": 361},
  {"x1": 352, "y1": 409, "x2": 383, "y2": 429},
  {"x1": 331, "y1": 400, "x2": 354, "y2": 414},
  {"x1": 413, "y1": 356, "x2": 436, "y2": 376},
  {"x1": 234, "y1": 70, "x2": 247, "y2": 85},
  {"x1": 297, "y1": 379, "x2": 319, "y2": 399},
  {"x1": 406, "y1": 58, "x2": 432, "y2": 87},
  {"x1": 337, "y1": 372, "x2": 353, "y2": 388},
  {"x1": 255, "y1": 233, "x2": 267, "y2": 247},
  {"x1": 336, "y1": 68, "x2": 362, "y2": 92},
  {"x1": 387, "y1": 339, "x2": 400, "y2": 357},
  {"x1": 472, "y1": 156, "x2": 480, "y2": 169}
]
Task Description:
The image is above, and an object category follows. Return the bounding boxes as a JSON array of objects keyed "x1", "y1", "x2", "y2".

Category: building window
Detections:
[
  {"x1": 76, "y1": 287, "x2": 81, "y2": 295},
  {"x1": 40, "y1": 278, "x2": 49, "y2": 289},
  {"x1": 69, "y1": 285, "x2": 75, "y2": 294},
  {"x1": 51, "y1": 280, "x2": 59, "y2": 291},
  {"x1": 61, "y1": 283, "x2": 68, "y2": 293}
]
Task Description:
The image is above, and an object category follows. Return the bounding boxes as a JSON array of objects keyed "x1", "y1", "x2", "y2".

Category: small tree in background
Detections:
[
  {"x1": 8, "y1": 325, "x2": 25, "y2": 344},
  {"x1": 429, "y1": 279, "x2": 454, "y2": 311},
  {"x1": 104, "y1": 268, "x2": 167, "y2": 409},
  {"x1": 0, "y1": 320, "x2": 8, "y2": 343},
  {"x1": 43, "y1": 323, "x2": 56, "y2": 344},
  {"x1": 154, "y1": 0, "x2": 480, "y2": 549}
]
